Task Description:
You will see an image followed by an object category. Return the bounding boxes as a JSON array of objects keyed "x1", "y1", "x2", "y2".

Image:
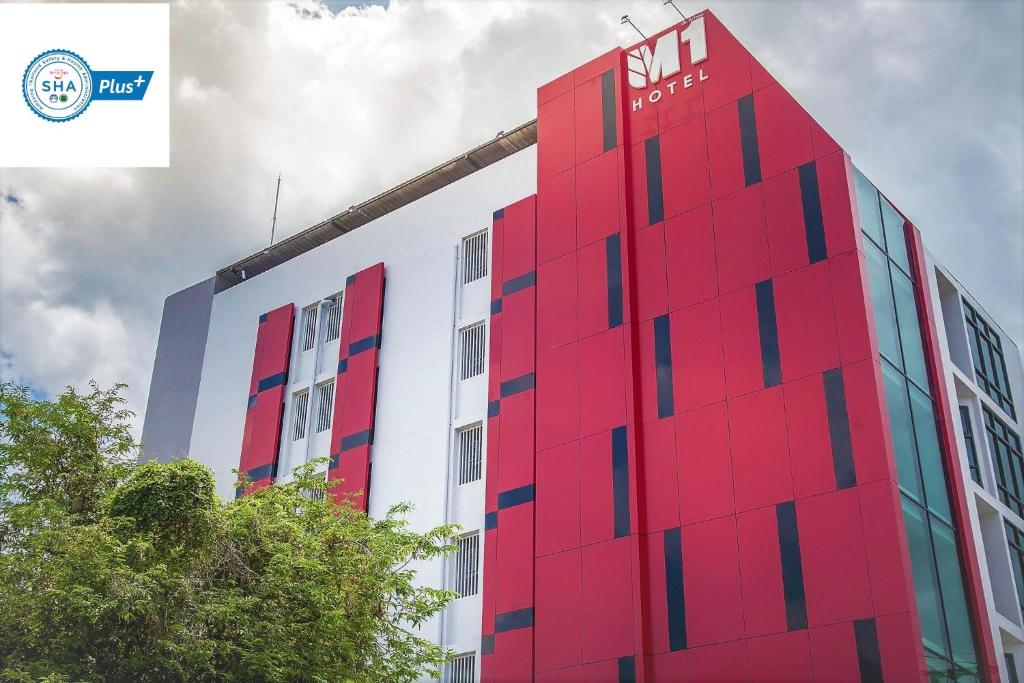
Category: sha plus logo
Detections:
[
  {"x1": 22, "y1": 49, "x2": 153, "y2": 122},
  {"x1": 626, "y1": 16, "x2": 709, "y2": 112}
]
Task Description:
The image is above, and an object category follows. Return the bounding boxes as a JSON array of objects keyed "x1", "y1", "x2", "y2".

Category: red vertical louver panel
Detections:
[
  {"x1": 237, "y1": 303, "x2": 294, "y2": 497},
  {"x1": 327, "y1": 262, "x2": 385, "y2": 512}
]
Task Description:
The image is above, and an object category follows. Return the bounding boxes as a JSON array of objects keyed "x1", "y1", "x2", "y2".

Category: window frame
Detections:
[
  {"x1": 313, "y1": 379, "x2": 335, "y2": 435},
  {"x1": 461, "y1": 229, "x2": 489, "y2": 285},
  {"x1": 457, "y1": 422, "x2": 484, "y2": 485},
  {"x1": 452, "y1": 531, "x2": 481, "y2": 598},
  {"x1": 300, "y1": 304, "x2": 319, "y2": 352},
  {"x1": 964, "y1": 299, "x2": 1015, "y2": 419},
  {"x1": 458, "y1": 321, "x2": 487, "y2": 381}
]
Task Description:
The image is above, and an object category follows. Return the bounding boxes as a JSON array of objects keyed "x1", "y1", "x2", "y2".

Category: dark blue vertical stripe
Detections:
[
  {"x1": 601, "y1": 69, "x2": 617, "y2": 152},
  {"x1": 612, "y1": 426, "x2": 630, "y2": 538},
  {"x1": 776, "y1": 501, "x2": 808, "y2": 630},
  {"x1": 755, "y1": 279, "x2": 782, "y2": 388},
  {"x1": 823, "y1": 368, "x2": 857, "y2": 489},
  {"x1": 654, "y1": 315, "x2": 675, "y2": 419},
  {"x1": 799, "y1": 161, "x2": 827, "y2": 263},
  {"x1": 663, "y1": 527, "x2": 687, "y2": 651},
  {"x1": 738, "y1": 94, "x2": 762, "y2": 186},
  {"x1": 854, "y1": 618, "x2": 883, "y2": 683},
  {"x1": 645, "y1": 135, "x2": 664, "y2": 224},
  {"x1": 606, "y1": 234, "x2": 623, "y2": 328},
  {"x1": 618, "y1": 655, "x2": 636, "y2": 683}
]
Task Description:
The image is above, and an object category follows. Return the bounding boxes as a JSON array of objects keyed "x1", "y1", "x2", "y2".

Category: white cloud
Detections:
[{"x1": 0, "y1": 0, "x2": 1021, "y2": 437}]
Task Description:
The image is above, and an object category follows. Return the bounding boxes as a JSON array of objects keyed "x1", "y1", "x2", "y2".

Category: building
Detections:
[{"x1": 142, "y1": 9, "x2": 1024, "y2": 682}]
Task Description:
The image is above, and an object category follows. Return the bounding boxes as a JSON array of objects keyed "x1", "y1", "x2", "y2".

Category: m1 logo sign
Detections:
[{"x1": 626, "y1": 15, "x2": 709, "y2": 112}]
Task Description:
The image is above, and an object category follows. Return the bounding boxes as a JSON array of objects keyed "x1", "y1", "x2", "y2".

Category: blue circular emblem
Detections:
[{"x1": 22, "y1": 49, "x2": 93, "y2": 122}]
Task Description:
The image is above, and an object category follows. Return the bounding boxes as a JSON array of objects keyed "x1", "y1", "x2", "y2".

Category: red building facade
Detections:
[{"x1": 480, "y1": 10, "x2": 997, "y2": 682}]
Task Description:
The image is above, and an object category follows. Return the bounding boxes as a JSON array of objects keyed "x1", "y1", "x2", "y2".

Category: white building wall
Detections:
[
  {"x1": 923, "y1": 248, "x2": 1024, "y2": 683},
  {"x1": 187, "y1": 146, "x2": 536, "y2": 681}
]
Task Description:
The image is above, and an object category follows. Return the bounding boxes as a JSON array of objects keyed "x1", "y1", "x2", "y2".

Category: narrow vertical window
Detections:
[
  {"x1": 459, "y1": 322, "x2": 486, "y2": 380},
  {"x1": 457, "y1": 423, "x2": 483, "y2": 485},
  {"x1": 291, "y1": 390, "x2": 309, "y2": 441},
  {"x1": 314, "y1": 380, "x2": 335, "y2": 433},
  {"x1": 300, "y1": 304, "x2": 319, "y2": 352},
  {"x1": 1010, "y1": 522, "x2": 1024, "y2": 617},
  {"x1": 959, "y1": 406, "x2": 982, "y2": 485},
  {"x1": 454, "y1": 532, "x2": 480, "y2": 597},
  {"x1": 323, "y1": 294, "x2": 342, "y2": 343},
  {"x1": 986, "y1": 407, "x2": 1024, "y2": 517},
  {"x1": 450, "y1": 652, "x2": 476, "y2": 683},
  {"x1": 964, "y1": 300, "x2": 1015, "y2": 419},
  {"x1": 462, "y1": 229, "x2": 489, "y2": 284}
]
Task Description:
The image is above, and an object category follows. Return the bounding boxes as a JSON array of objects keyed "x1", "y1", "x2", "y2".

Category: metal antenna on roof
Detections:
[
  {"x1": 270, "y1": 173, "x2": 281, "y2": 245},
  {"x1": 664, "y1": 0, "x2": 688, "y2": 21},
  {"x1": 621, "y1": 15, "x2": 647, "y2": 41}
]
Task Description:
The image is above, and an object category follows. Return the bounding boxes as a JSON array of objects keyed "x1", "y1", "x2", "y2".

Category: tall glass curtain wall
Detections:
[{"x1": 854, "y1": 167, "x2": 981, "y2": 679}]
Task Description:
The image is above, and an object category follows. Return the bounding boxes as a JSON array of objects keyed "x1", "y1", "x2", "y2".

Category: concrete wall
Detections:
[{"x1": 141, "y1": 276, "x2": 215, "y2": 463}]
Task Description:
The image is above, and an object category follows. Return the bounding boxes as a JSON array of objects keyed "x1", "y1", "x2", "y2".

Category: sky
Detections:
[{"x1": 0, "y1": 0, "x2": 1022, "y2": 438}]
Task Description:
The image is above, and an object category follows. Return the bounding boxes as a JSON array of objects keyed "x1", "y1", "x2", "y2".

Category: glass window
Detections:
[
  {"x1": 931, "y1": 520, "x2": 978, "y2": 669},
  {"x1": 959, "y1": 406, "x2": 982, "y2": 485},
  {"x1": 964, "y1": 300, "x2": 1016, "y2": 419},
  {"x1": 854, "y1": 166, "x2": 885, "y2": 248},
  {"x1": 1007, "y1": 653, "x2": 1021, "y2": 683},
  {"x1": 891, "y1": 265, "x2": 930, "y2": 392},
  {"x1": 866, "y1": 240, "x2": 903, "y2": 367},
  {"x1": 1006, "y1": 521, "x2": 1024, "y2": 617},
  {"x1": 880, "y1": 196, "x2": 911, "y2": 274},
  {"x1": 909, "y1": 385, "x2": 952, "y2": 523},
  {"x1": 902, "y1": 497, "x2": 950, "y2": 657},
  {"x1": 986, "y1": 407, "x2": 1024, "y2": 517},
  {"x1": 884, "y1": 362, "x2": 924, "y2": 501}
]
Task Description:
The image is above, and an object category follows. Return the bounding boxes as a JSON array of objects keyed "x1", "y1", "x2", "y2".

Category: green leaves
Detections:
[{"x1": 0, "y1": 384, "x2": 458, "y2": 682}]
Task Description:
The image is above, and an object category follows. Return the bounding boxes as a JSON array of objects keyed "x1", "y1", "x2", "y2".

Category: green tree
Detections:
[{"x1": 0, "y1": 383, "x2": 458, "y2": 682}]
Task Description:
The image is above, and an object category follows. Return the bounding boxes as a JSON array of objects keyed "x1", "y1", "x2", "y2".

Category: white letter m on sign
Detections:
[{"x1": 626, "y1": 16, "x2": 708, "y2": 89}]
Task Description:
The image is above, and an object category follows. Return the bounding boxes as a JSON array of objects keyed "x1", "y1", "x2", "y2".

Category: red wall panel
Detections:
[
  {"x1": 634, "y1": 224, "x2": 668, "y2": 322},
  {"x1": 763, "y1": 168, "x2": 808, "y2": 276},
  {"x1": 712, "y1": 184, "x2": 771, "y2": 294},
  {"x1": 535, "y1": 549, "x2": 582, "y2": 672},
  {"x1": 537, "y1": 252, "x2": 578, "y2": 353},
  {"x1": 676, "y1": 402, "x2": 734, "y2": 525},
  {"x1": 576, "y1": 150, "x2": 620, "y2": 248},
  {"x1": 752, "y1": 83, "x2": 813, "y2": 181},
  {"x1": 746, "y1": 630, "x2": 813, "y2": 683},
  {"x1": 581, "y1": 537, "x2": 635, "y2": 663},
  {"x1": 797, "y1": 488, "x2": 873, "y2": 627},
  {"x1": 729, "y1": 387, "x2": 793, "y2": 511},
  {"x1": 664, "y1": 204, "x2": 719, "y2": 311},
  {"x1": 237, "y1": 302, "x2": 294, "y2": 493},
  {"x1": 784, "y1": 372, "x2": 838, "y2": 498},
  {"x1": 774, "y1": 261, "x2": 840, "y2": 382},
  {"x1": 537, "y1": 169, "x2": 577, "y2": 265},
  {"x1": 808, "y1": 622, "x2": 861, "y2": 683},
  {"x1": 536, "y1": 442, "x2": 581, "y2": 557},
  {"x1": 640, "y1": 418, "x2": 679, "y2": 533},
  {"x1": 328, "y1": 262, "x2": 384, "y2": 511},
  {"x1": 660, "y1": 117, "x2": 711, "y2": 220},
  {"x1": 737, "y1": 505, "x2": 788, "y2": 638},
  {"x1": 670, "y1": 299, "x2": 726, "y2": 413},
  {"x1": 700, "y1": 13, "x2": 753, "y2": 112},
  {"x1": 682, "y1": 515, "x2": 745, "y2": 647},
  {"x1": 578, "y1": 328, "x2": 626, "y2": 437},
  {"x1": 720, "y1": 285, "x2": 764, "y2": 398}
]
